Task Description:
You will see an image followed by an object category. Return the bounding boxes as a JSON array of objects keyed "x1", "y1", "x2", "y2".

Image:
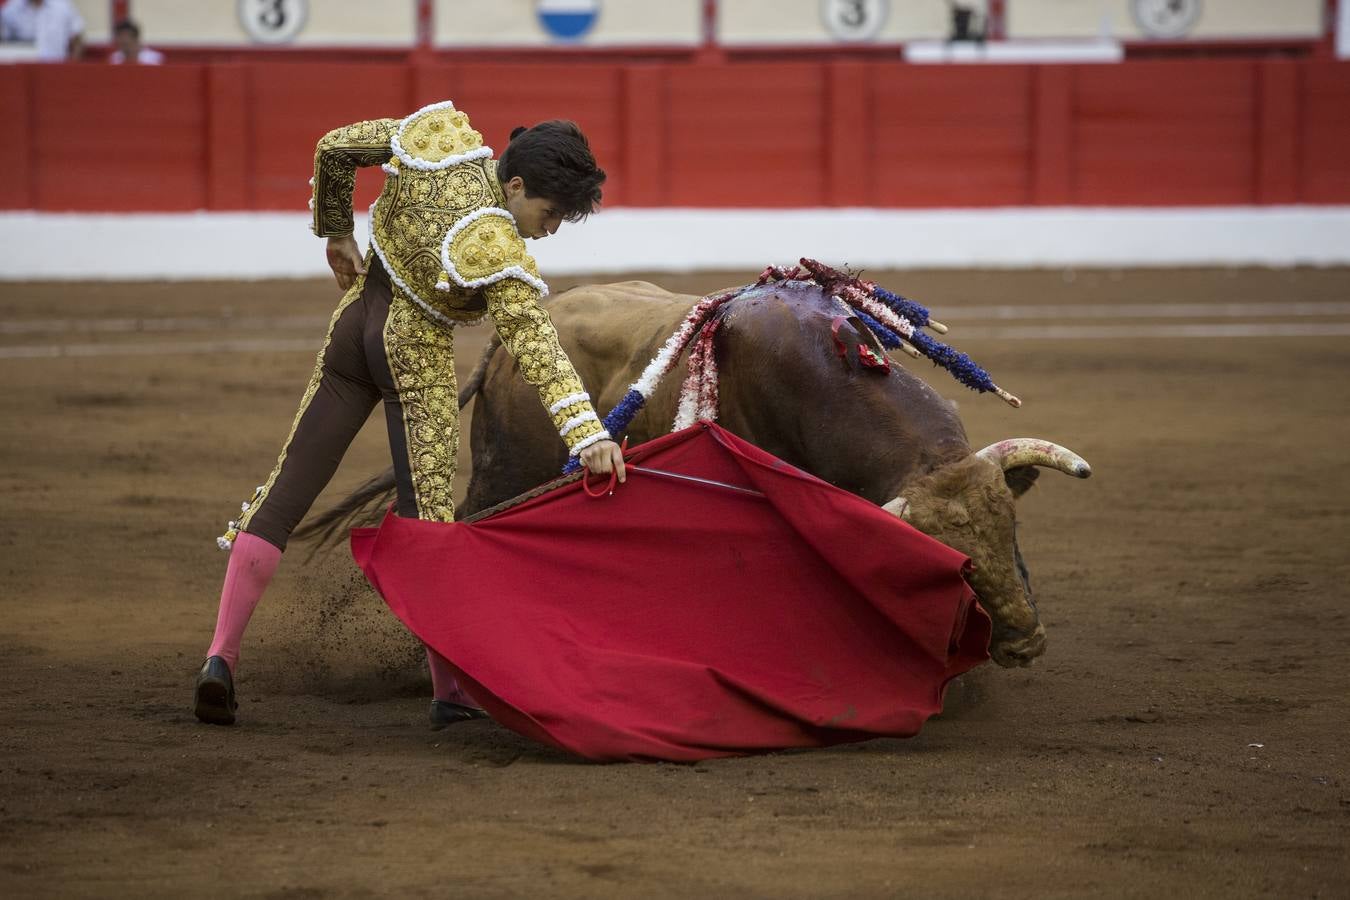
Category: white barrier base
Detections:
[
  {"x1": 3, "y1": 207, "x2": 1349, "y2": 280},
  {"x1": 904, "y1": 39, "x2": 1124, "y2": 64}
]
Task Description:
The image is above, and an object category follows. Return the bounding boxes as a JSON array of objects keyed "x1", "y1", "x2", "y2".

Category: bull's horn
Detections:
[
  {"x1": 976, "y1": 439, "x2": 1092, "y2": 479},
  {"x1": 882, "y1": 496, "x2": 913, "y2": 520}
]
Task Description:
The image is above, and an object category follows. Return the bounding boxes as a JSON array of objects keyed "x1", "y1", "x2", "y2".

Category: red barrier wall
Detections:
[{"x1": 4, "y1": 58, "x2": 1348, "y2": 212}]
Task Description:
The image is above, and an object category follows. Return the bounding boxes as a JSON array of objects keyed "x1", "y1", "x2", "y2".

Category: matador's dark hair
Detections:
[{"x1": 497, "y1": 120, "x2": 605, "y2": 223}]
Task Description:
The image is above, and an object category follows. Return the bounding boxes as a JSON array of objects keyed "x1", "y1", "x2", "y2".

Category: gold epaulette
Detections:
[
  {"x1": 437, "y1": 208, "x2": 549, "y2": 297},
  {"x1": 389, "y1": 100, "x2": 491, "y2": 172}
]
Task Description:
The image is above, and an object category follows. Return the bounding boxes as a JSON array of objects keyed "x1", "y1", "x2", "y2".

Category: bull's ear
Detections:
[{"x1": 1004, "y1": 465, "x2": 1040, "y2": 498}]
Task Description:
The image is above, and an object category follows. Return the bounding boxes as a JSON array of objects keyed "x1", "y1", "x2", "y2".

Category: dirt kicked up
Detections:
[{"x1": 1, "y1": 268, "x2": 1347, "y2": 897}]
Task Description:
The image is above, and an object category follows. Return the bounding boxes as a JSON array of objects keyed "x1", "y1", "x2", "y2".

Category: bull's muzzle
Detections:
[{"x1": 989, "y1": 623, "x2": 1046, "y2": 667}]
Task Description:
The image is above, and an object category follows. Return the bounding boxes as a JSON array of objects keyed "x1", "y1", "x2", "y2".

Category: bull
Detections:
[{"x1": 307, "y1": 278, "x2": 1091, "y2": 666}]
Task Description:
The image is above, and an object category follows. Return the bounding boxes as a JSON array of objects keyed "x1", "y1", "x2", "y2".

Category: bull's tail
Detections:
[{"x1": 290, "y1": 335, "x2": 502, "y2": 557}]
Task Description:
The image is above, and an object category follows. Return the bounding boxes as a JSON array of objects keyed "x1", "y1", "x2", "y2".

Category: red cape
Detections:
[{"x1": 352, "y1": 423, "x2": 990, "y2": 762}]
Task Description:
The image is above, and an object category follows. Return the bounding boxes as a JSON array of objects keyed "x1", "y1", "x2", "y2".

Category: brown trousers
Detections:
[{"x1": 238, "y1": 256, "x2": 460, "y2": 551}]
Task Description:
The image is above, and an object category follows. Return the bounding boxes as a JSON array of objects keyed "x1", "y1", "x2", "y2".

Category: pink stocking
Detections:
[
  {"x1": 426, "y1": 647, "x2": 481, "y2": 707},
  {"x1": 205, "y1": 532, "x2": 282, "y2": 672}
]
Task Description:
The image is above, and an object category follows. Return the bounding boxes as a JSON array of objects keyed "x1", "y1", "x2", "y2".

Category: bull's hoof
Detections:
[
  {"x1": 429, "y1": 700, "x2": 490, "y2": 731},
  {"x1": 193, "y1": 656, "x2": 237, "y2": 725},
  {"x1": 990, "y1": 628, "x2": 1046, "y2": 668}
]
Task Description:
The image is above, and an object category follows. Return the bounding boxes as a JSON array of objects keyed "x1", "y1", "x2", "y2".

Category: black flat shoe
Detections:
[
  {"x1": 429, "y1": 699, "x2": 489, "y2": 730},
  {"x1": 194, "y1": 656, "x2": 237, "y2": 725}
]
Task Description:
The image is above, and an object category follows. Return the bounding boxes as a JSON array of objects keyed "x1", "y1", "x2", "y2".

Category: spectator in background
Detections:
[
  {"x1": 946, "y1": 1, "x2": 985, "y2": 44},
  {"x1": 0, "y1": 0, "x2": 83, "y2": 61},
  {"x1": 109, "y1": 18, "x2": 162, "y2": 65}
]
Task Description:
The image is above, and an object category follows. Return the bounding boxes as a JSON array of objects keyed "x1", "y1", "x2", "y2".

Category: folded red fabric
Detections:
[{"x1": 353, "y1": 422, "x2": 990, "y2": 762}]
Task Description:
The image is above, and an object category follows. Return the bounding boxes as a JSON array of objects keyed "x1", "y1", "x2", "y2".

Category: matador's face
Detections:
[{"x1": 502, "y1": 176, "x2": 563, "y2": 241}]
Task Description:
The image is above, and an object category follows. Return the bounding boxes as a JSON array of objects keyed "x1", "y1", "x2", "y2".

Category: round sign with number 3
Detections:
[
  {"x1": 238, "y1": 0, "x2": 309, "y2": 44},
  {"x1": 821, "y1": 0, "x2": 889, "y2": 42}
]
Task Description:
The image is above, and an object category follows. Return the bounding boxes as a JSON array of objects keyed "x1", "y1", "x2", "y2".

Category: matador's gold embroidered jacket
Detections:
[{"x1": 308, "y1": 100, "x2": 609, "y2": 457}]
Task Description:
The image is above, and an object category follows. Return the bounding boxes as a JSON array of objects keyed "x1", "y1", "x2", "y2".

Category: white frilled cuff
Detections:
[
  {"x1": 549, "y1": 391, "x2": 591, "y2": 416},
  {"x1": 559, "y1": 410, "x2": 600, "y2": 437},
  {"x1": 567, "y1": 428, "x2": 612, "y2": 457}
]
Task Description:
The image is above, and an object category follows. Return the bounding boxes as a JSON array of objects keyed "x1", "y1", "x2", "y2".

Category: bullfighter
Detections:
[{"x1": 193, "y1": 101, "x2": 625, "y2": 728}]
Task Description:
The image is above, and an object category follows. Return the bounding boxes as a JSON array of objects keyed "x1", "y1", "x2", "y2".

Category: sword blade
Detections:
[{"x1": 627, "y1": 465, "x2": 766, "y2": 498}]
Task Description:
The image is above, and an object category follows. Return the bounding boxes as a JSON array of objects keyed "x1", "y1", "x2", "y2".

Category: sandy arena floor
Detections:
[{"x1": 1, "y1": 267, "x2": 1348, "y2": 898}]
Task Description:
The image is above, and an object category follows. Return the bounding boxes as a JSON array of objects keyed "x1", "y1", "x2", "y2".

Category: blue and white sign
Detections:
[
  {"x1": 1339, "y1": 0, "x2": 1350, "y2": 59},
  {"x1": 434, "y1": 0, "x2": 696, "y2": 49},
  {"x1": 536, "y1": 0, "x2": 600, "y2": 41}
]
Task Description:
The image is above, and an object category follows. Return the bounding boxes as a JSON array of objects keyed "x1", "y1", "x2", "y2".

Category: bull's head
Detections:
[{"x1": 882, "y1": 439, "x2": 1091, "y2": 667}]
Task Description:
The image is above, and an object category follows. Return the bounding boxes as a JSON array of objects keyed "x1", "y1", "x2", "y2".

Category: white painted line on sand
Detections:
[
  {"x1": 951, "y1": 323, "x2": 1350, "y2": 340},
  {"x1": 0, "y1": 338, "x2": 318, "y2": 359},
  {"x1": 6, "y1": 302, "x2": 1350, "y2": 338},
  {"x1": 3, "y1": 323, "x2": 1347, "y2": 361},
  {"x1": 936, "y1": 302, "x2": 1350, "y2": 320},
  {"x1": 0, "y1": 315, "x2": 330, "y2": 335}
]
